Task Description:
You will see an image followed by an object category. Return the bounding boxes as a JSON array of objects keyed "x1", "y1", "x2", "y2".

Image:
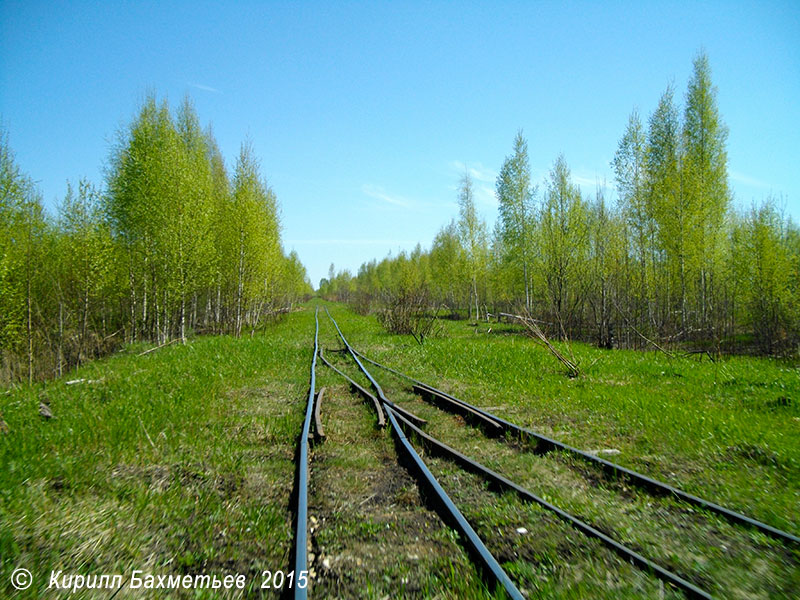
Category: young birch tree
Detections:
[
  {"x1": 456, "y1": 171, "x2": 488, "y2": 320},
  {"x1": 683, "y1": 51, "x2": 730, "y2": 336},
  {"x1": 646, "y1": 85, "x2": 685, "y2": 335},
  {"x1": 496, "y1": 131, "x2": 536, "y2": 310},
  {"x1": 613, "y1": 110, "x2": 652, "y2": 331}
]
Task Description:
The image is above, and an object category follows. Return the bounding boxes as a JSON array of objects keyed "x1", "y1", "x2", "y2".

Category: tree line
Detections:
[
  {"x1": 1, "y1": 95, "x2": 311, "y2": 383},
  {"x1": 320, "y1": 53, "x2": 799, "y2": 354}
]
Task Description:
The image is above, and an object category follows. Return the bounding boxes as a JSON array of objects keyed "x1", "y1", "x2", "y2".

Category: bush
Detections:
[{"x1": 376, "y1": 288, "x2": 443, "y2": 344}]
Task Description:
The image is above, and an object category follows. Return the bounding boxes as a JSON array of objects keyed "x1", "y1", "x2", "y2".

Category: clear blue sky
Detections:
[{"x1": 2, "y1": 1, "x2": 798, "y2": 288}]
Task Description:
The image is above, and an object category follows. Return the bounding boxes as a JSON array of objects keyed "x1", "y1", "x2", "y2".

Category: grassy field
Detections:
[
  {"x1": 1, "y1": 314, "x2": 313, "y2": 598},
  {"x1": 1, "y1": 302, "x2": 798, "y2": 598}
]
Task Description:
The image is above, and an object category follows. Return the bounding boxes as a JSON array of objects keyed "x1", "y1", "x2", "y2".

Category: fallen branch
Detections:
[
  {"x1": 137, "y1": 338, "x2": 179, "y2": 357},
  {"x1": 499, "y1": 312, "x2": 552, "y2": 325},
  {"x1": 611, "y1": 301, "x2": 674, "y2": 358},
  {"x1": 510, "y1": 312, "x2": 581, "y2": 377},
  {"x1": 65, "y1": 378, "x2": 105, "y2": 385},
  {"x1": 103, "y1": 329, "x2": 122, "y2": 342},
  {"x1": 628, "y1": 322, "x2": 674, "y2": 357},
  {"x1": 683, "y1": 349, "x2": 716, "y2": 362}
]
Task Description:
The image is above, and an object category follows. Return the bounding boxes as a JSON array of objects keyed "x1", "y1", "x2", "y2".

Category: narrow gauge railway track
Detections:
[
  {"x1": 293, "y1": 307, "x2": 519, "y2": 599},
  {"x1": 317, "y1": 309, "x2": 718, "y2": 599},
  {"x1": 340, "y1": 342, "x2": 799, "y2": 598},
  {"x1": 320, "y1": 308, "x2": 525, "y2": 599},
  {"x1": 352, "y1": 349, "x2": 799, "y2": 546},
  {"x1": 292, "y1": 307, "x2": 319, "y2": 600}
]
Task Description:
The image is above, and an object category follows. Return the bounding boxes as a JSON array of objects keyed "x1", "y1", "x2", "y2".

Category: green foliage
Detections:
[
  {"x1": 496, "y1": 130, "x2": 536, "y2": 309},
  {"x1": 0, "y1": 129, "x2": 50, "y2": 381},
  {"x1": 318, "y1": 262, "x2": 356, "y2": 304},
  {"x1": 457, "y1": 172, "x2": 489, "y2": 320},
  {"x1": 430, "y1": 221, "x2": 467, "y2": 311},
  {"x1": 223, "y1": 141, "x2": 282, "y2": 336},
  {"x1": 54, "y1": 180, "x2": 119, "y2": 370},
  {"x1": 682, "y1": 51, "x2": 731, "y2": 334},
  {"x1": 732, "y1": 199, "x2": 799, "y2": 352},
  {"x1": 103, "y1": 96, "x2": 310, "y2": 345},
  {"x1": 347, "y1": 52, "x2": 799, "y2": 355},
  {"x1": 1, "y1": 96, "x2": 312, "y2": 383},
  {"x1": 0, "y1": 130, "x2": 29, "y2": 360},
  {"x1": 539, "y1": 154, "x2": 589, "y2": 324}
]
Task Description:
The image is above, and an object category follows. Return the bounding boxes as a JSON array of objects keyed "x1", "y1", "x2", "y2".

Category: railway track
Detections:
[
  {"x1": 322, "y1": 308, "x2": 525, "y2": 599},
  {"x1": 293, "y1": 307, "x2": 797, "y2": 598},
  {"x1": 292, "y1": 307, "x2": 319, "y2": 600},
  {"x1": 352, "y1": 349, "x2": 800, "y2": 546}
]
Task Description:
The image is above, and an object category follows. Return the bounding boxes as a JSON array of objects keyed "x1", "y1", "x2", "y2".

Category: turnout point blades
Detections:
[{"x1": 323, "y1": 309, "x2": 525, "y2": 599}]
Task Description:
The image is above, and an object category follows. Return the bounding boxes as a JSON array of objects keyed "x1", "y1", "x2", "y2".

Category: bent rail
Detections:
[
  {"x1": 354, "y1": 348, "x2": 799, "y2": 545},
  {"x1": 323, "y1": 308, "x2": 525, "y2": 600}
]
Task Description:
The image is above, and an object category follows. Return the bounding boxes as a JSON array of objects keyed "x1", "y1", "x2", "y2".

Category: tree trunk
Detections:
[
  {"x1": 81, "y1": 277, "x2": 89, "y2": 363},
  {"x1": 128, "y1": 248, "x2": 137, "y2": 343},
  {"x1": 26, "y1": 226, "x2": 33, "y2": 384},
  {"x1": 472, "y1": 276, "x2": 480, "y2": 322},
  {"x1": 523, "y1": 260, "x2": 530, "y2": 312},
  {"x1": 58, "y1": 301, "x2": 64, "y2": 377}
]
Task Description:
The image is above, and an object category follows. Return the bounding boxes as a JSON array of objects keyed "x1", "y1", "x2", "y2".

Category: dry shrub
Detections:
[{"x1": 377, "y1": 288, "x2": 443, "y2": 345}]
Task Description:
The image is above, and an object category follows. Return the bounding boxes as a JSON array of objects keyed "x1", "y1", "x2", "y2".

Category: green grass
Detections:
[
  {"x1": 1, "y1": 313, "x2": 314, "y2": 598},
  {"x1": 2, "y1": 301, "x2": 798, "y2": 598},
  {"x1": 315, "y1": 303, "x2": 799, "y2": 598},
  {"x1": 330, "y1": 308, "x2": 799, "y2": 533}
]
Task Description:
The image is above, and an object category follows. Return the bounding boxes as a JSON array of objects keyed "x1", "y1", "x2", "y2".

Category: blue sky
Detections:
[{"x1": 1, "y1": 1, "x2": 798, "y2": 288}]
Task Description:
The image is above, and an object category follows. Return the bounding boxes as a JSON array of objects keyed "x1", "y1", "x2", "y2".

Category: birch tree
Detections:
[
  {"x1": 227, "y1": 141, "x2": 280, "y2": 336},
  {"x1": 646, "y1": 85, "x2": 685, "y2": 333},
  {"x1": 683, "y1": 51, "x2": 730, "y2": 335},
  {"x1": 429, "y1": 221, "x2": 466, "y2": 311},
  {"x1": 496, "y1": 131, "x2": 536, "y2": 310},
  {"x1": 456, "y1": 171, "x2": 488, "y2": 320},
  {"x1": 540, "y1": 154, "x2": 588, "y2": 330},
  {"x1": 56, "y1": 180, "x2": 115, "y2": 368},
  {"x1": 613, "y1": 110, "x2": 652, "y2": 330}
]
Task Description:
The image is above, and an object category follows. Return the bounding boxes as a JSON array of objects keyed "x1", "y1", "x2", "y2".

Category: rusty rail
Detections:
[
  {"x1": 312, "y1": 387, "x2": 326, "y2": 440},
  {"x1": 318, "y1": 345, "x2": 427, "y2": 428},
  {"x1": 318, "y1": 347, "x2": 385, "y2": 427}
]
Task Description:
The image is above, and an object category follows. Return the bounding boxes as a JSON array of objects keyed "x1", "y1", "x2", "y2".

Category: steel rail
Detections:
[
  {"x1": 318, "y1": 347, "x2": 385, "y2": 427},
  {"x1": 325, "y1": 308, "x2": 388, "y2": 400},
  {"x1": 353, "y1": 349, "x2": 800, "y2": 545},
  {"x1": 384, "y1": 404, "x2": 525, "y2": 600},
  {"x1": 321, "y1": 312, "x2": 427, "y2": 427},
  {"x1": 323, "y1": 309, "x2": 525, "y2": 600},
  {"x1": 391, "y1": 409, "x2": 713, "y2": 599},
  {"x1": 313, "y1": 387, "x2": 326, "y2": 440},
  {"x1": 411, "y1": 383, "x2": 502, "y2": 433},
  {"x1": 318, "y1": 346, "x2": 428, "y2": 428},
  {"x1": 293, "y1": 307, "x2": 318, "y2": 600}
]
